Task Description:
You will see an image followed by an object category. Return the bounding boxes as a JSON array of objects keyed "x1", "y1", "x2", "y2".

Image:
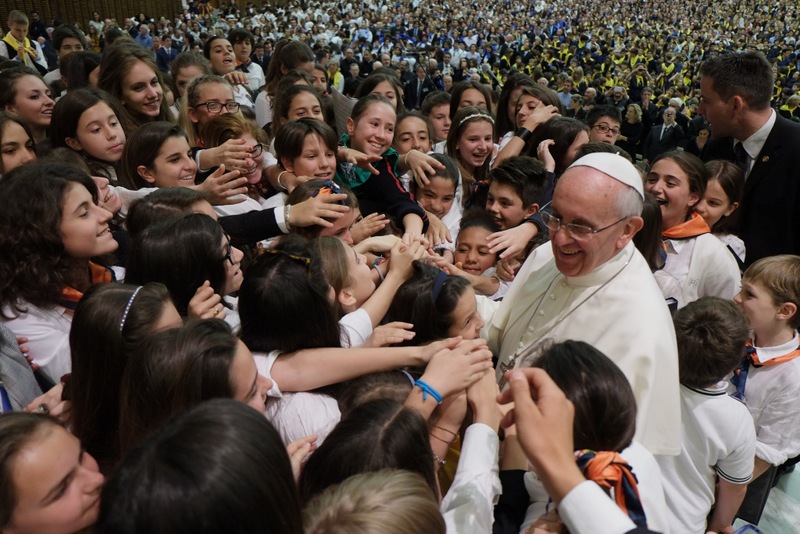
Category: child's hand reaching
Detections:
[
  {"x1": 467, "y1": 368, "x2": 501, "y2": 432},
  {"x1": 487, "y1": 224, "x2": 539, "y2": 259},
  {"x1": 289, "y1": 194, "x2": 351, "y2": 227},
  {"x1": 363, "y1": 321, "x2": 416, "y2": 347},
  {"x1": 418, "y1": 338, "x2": 493, "y2": 399},
  {"x1": 425, "y1": 212, "x2": 453, "y2": 248},
  {"x1": 387, "y1": 240, "x2": 426, "y2": 281},
  {"x1": 195, "y1": 164, "x2": 248, "y2": 205},
  {"x1": 188, "y1": 281, "x2": 225, "y2": 319},
  {"x1": 350, "y1": 213, "x2": 389, "y2": 243},
  {"x1": 338, "y1": 147, "x2": 381, "y2": 175},
  {"x1": 403, "y1": 150, "x2": 445, "y2": 188}
]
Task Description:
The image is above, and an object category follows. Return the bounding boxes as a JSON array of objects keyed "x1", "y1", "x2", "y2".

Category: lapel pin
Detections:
[{"x1": 762, "y1": 156, "x2": 769, "y2": 163}]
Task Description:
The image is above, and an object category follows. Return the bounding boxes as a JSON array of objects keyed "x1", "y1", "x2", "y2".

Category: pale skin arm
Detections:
[
  {"x1": 427, "y1": 255, "x2": 500, "y2": 296},
  {"x1": 498, "y1": 369, "x2": 585, "y2": 506},
  {"x1": 360, "y1": 241, "x2": 425, "y2": 327},
  {"x1": 708, "y1": 479, "x2": 749, "y2": 534},
  {"x1": 271, "y1": 338, "x2": 461, "y2": 393},
  {"x1": 493, "y1": 105, "x2": 560, "y2": 168},
  {"x1": 752, "y1": 456, "x2": 771, "y2": 480},
  {"x1": 486, "y1": 224, "x2": 539, "y2": 259},
  {"x1": 405, "y1": 338, "x2": 494, "y2": 420},
  {"x1": 402, "y1": 213, "x2": 425, "y2": 244}
]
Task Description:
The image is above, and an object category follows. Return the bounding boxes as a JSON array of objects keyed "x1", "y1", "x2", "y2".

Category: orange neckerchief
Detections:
[
  {"x1": 662, "y1": 212, "x2": 710, "y2": 240},
  {"x1": 60, "y1": 262, "x2": 113, "y2": 311},
  {"x1": 575, "y1": 450, "x2": 647, "y2": 527},
  {"x1": 747, "y1": 340, "x2": 800, "y2": 366}
]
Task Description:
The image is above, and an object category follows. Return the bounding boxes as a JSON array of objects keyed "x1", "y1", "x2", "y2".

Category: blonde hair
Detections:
[
  {"x1": 303, "y1": 470, "x2": 445, "y2": 534},
  {"x1": 744, "y1": 254, "x2": 800, "y2": 329}
]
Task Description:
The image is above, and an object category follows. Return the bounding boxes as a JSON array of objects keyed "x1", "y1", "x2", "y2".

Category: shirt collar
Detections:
[{"x1": 738, "y1": 109, "x2": 776, "y2": 160}]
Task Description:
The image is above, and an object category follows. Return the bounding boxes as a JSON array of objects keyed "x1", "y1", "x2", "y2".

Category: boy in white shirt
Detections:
[
  {"x1": 657, "y1": 297, "x2": 755, "y2": 533},
  {"x1": 729, "y1": 254, "x2": 800, "y2": 480}
]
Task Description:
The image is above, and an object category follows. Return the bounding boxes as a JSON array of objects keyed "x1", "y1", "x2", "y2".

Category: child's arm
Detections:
[
  {"x1": 493, "y1": 105, "x2": 560, "y2": 168},
  {"x1": 398, "y1": 149, "x2": 445, "y2": 188},
  {"x1": 360, "y1": 240, "x2": 425, "y2": 327},
  {"x1": 428, "y1": 255, "x2": 501, "y2": 296},
  {"x1": 708, "y1": 480, "x2": 748, "y2": 534},
  {"x1": 752, "y1": 456, "x2": 772, "y2": 480},
  {"x1": 271, "y1": 337, "x2": 461, "y2": 393}
]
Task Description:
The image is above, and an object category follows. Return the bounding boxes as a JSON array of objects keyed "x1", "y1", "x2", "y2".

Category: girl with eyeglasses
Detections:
[
  {"x1": 179, "y1": 74, "x2": 257, "y2": 177},
  {"x1": 202, "y1": 114, "x2": 270, "y2": 217}
]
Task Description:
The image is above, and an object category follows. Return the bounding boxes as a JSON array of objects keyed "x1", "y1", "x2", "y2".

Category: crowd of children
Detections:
[{"x1": 1, "y1": 4, "x2": 800, "y2": 534}]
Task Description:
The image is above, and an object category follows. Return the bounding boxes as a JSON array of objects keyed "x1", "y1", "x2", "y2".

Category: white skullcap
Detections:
[{"x1": 567, "y1": 152, "x2": 644, "y2": 199}]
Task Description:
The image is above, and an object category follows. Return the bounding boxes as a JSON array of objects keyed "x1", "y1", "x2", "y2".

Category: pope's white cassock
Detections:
[{"x1": 478, "y1": 240, "x2": 681, "y2": 456}]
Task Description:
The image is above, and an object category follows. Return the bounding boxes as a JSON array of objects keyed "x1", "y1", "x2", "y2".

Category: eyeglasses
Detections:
[
  {"x1": 195, "y1": 101, "x2": 240, "y2": 113},
  {"x1": 250, "y1": 143, "x2": 263, "y2": 157},
  {"x1": 222, "y1": 234, "x2": 234, "y2": 265},
  {"x1": 541, "y1": 211, "x2": 628, "y2": 241},
  {"x1": 592, "y1": 123, "x2": 620, "y2": 136}
]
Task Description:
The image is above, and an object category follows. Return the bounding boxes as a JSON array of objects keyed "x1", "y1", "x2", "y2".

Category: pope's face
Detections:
[{"x1": 550, "y1": 167, "x2": 635, "y2": 277}]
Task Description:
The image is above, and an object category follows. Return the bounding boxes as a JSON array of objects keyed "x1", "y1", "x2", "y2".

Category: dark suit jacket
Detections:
[
  {"x1": 642, "y1": 123, "x2": 684, "y2": 162},
  {"x1": 155, "y1": 47, "x2": 178, "y2": 73},
  {"x1": 404, "y1": 76, "x2": 436, "y2": 110},
  {"x1": 702, "y1": 114, "x2": 800, "y2": 265}
]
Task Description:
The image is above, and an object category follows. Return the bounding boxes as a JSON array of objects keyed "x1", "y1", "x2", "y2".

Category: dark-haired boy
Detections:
[{"x1": 657, "y1": 297, "x2": 755, "y2": 534}]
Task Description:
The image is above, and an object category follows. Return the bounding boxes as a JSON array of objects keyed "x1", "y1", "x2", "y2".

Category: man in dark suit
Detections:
[
  {"x1": 699, "y1": 52, "x2": 800, "y2": 265},
  {"x1": 642, "y1": 107, "x2": 684, "y2": 165},
  {"x1": 155, "y1": 36, "x2": 179, "y2": 73},
  {"x1": 405, "y1": 64, "x2": 436, "y2": 110}
]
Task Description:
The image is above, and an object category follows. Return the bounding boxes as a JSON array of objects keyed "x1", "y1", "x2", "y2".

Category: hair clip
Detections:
[
  {"x1": 431, "y1": 270, "x2": 448, "y2": 301},
  {"x1": 119, "y1": 286, "x2": 143, "y2": 332},
  {"x1": 458, "y1": 112, "x2": 494, "y2": 128},
  {"x1": 260, "y1": 248, "x2": 311, "y2": 267},
  {"x1": 311, "y1": 179, "x2": 347, "y2": 205}
]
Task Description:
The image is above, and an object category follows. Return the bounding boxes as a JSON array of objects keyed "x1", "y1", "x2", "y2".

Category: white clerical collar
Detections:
[
  {"x1": 738, "y1": 108, "x2": 775, "y2": 162},
  {"x1": 562, "y1": 241, "x2": 635, "y2": 288}
]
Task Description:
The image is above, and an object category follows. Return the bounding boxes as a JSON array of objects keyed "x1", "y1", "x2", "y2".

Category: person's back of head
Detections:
[
  {"x1": 100, "y1": 399, "x2": 302, "y2": 534},
  {"x1": 125, "y1": 187, "x2": 210, "y2": 241},
  {"x1": 298, "y1": 398, "x2": 437, "y2": 506},
  {"x1": 522, "y1": 340, "x2": 636, "y2": 452},
  {"x1": 576, "y1": 141, "x2": 633, "y2": 162},
  {"x1": 303, "y1": 469, "x2": 445, "y2": 534},
  {"x1": 673, "y1": 297, "x2": 749, "y2": 389}
]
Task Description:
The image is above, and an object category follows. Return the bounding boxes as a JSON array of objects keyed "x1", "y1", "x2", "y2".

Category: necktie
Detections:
[
  {"x1": 416, "y1": 79, "x2": 422, "y2": 108},
  {"x1": 734, "y1": 142, "x2": 749, "y2": 177}
]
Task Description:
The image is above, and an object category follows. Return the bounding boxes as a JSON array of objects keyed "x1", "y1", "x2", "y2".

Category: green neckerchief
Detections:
[{"x1": 335, "y1": 133, "x2": 399, "y2": 189}]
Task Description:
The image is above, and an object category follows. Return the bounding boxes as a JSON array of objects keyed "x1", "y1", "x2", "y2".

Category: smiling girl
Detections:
[
  {"x1": 337, "y1": 94, "x2": 428, "y2": 242},
  {"x1": 97, "y1": 42, "x2": 173, "y2": 134},
  {"x1": 0, "y1": 163, "x2": 117, "y2": 384},
  {"x1": 644, "y1": 151, "x2": 740, "y2": 307},
  {"x1": 694, "y1": 160, "x2": 745, "y2": 266},
  {"x1": 50, "y1": 88, "x2": 126, "y2": 181},
  {"x1": 446, "y1": 106, "x2": 494, "y2": 208},
  {"x1": 0, "y1": 66, "x2": 54, "y2": 143},
  {"x1": 0, "y1": 113, "x2": 36, "y2": 176}
]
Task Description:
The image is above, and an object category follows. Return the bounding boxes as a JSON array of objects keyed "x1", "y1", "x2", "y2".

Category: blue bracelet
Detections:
[{"x1": 414, "y1": 379, "x2": 443, "y2": 404}]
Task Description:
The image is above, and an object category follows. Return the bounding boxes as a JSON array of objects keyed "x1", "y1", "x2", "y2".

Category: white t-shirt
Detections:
[
  {"x1": 727, "y1": 333, "x2": 800, "y2": 466},
  {"x1": 657, "y1": 383, "x2": 755, "y2": 533}
]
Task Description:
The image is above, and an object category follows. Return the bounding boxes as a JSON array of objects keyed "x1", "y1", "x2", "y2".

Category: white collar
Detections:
[
  {"x1": 753, "y1": 331, "x2": 800, "y2": 363},
  {"x1": 738, "y1": 109, "x2": 776, "y2": 160}
]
